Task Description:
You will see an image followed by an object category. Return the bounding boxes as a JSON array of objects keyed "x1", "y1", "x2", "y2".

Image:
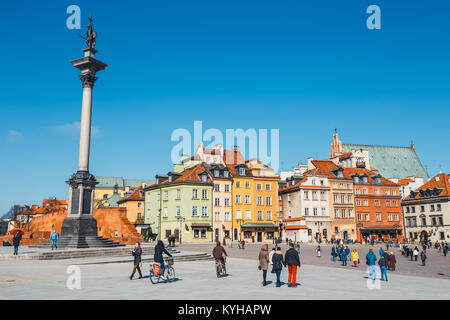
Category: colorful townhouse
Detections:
[
  {"x1": 144, "y1": 164, "x2": 214, "y2": 242},
  {"x1": 279, "y1": 171, "x2": 331, "y2": 243},
  {"x1": 402, "y1": 173, "x2": 450, "y2": 243},
  {"x1": 346, "y1": 168, "x2": 403, "y2": 242},
  {"x1": 306, "y1": 160, "x2": 357, "y2": 242},
  {"x1": 117, "y1": 185, "x2": 148, "y2": 234}
]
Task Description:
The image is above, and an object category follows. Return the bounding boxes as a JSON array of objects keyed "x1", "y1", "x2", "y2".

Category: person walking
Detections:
[
  {"x1": 316, "y1": 245, "x2": 321, "y2": 258},
  {"x1": 331, "y1": 246, "x2": 336, "y2": 262},
  {"x1": 285, "y1": 242, "x2": 301, "y2": 287},
  {"x1": 366, "y1": 249, "x2": 377, "y2": 280},
  {"x1": 413, "y1": 247, "x2": 419, "y2": 261},
  {"x1": 443, "y1": 244, "x2": 448, "y2": 257},
  {"x1": 383, "y1": 251, "x2": 390, "y2": 270},
  {"x1": 351, "y1": 249, "x2": 359, "y2": 267},
  {"x1": 12, "y1": 231, "x2": 22, "y2": 256},
  {"x1": 129, "y1": 242, "x2": 143, "y2": 280},
  {"x1": 341, "y1": 248, "x2": 348, "y2": 266},
  {"x1": 50, "y1": 230, "x2": 59, "y2": 251},
  {"x1": 258, "y1": 244, "x2": 270, "y2": 286},
  {"x1": 420, "y1": 251, "x2": 427, "y2": 266},
  {"x1": 379, "y1": 247, "x2": 384, "y2": 257},
  {"x1": 378, "y1": 254, "x2": 388, "y2": 281},
  {"x1": 296, "y1": 242, "x2": 301, "y2": 254},
  {"x1": 389, "y1": 252, "x2": 396, "y2": 271},
  {"x1": 345, "y1": 246, "x2": 351, "y2": 262},
  {"x1": 272, "y1": 247, "x2": 285, "y2": 287}
]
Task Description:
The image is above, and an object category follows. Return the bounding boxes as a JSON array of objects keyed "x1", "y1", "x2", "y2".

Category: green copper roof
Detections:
[
  {"x1": 98, "y1": 192, "x2": 122, "y2": 208},
  {"x1": 96, "y1": 176, "x2": 155, "y2": 189},
  {"x1": 342, "y1": 144, "x2": 429, "y2": 180}
]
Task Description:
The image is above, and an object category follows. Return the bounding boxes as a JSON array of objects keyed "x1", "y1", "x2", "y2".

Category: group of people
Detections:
[
  {"x1": 129, "y1": 240, "x2": 173, "y2": 280},
  {"x1": 330, "y1": 245, "x2": 361, "y2": 267},
  {"x1": 258, "y1": 242, "x2": 301, "y2": 288},
  {"x1": 167, "y1": 235, "x2": 176, "y2": 247},
  {"x1": 401, "y1": 245, "x2": 427, "y2": 266}
]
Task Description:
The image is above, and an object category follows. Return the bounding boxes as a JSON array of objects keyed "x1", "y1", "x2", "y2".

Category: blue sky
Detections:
[{"x1": 1, "y1": 0, "x2": 449, "y2": 214}]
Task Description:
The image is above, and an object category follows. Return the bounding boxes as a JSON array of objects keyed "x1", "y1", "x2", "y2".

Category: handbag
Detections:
[{"x1": 258, "y1": 265, "x2": 262, "y2": 271}]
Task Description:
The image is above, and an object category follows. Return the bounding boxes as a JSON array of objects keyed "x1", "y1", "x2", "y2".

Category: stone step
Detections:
[{"x1": 73, "y1": 252, "x2": 214, "y2": 265}]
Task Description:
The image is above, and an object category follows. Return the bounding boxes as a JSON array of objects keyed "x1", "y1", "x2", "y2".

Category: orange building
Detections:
[{"x1": 342, "y1": 168, "x2": 403, "y2": 242}]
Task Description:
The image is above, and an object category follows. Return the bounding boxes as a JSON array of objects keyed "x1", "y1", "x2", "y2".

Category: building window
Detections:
[
  {"x1": 266, "y1": 184, "x2": 271, "y2": 191},
  {"x1": 235, "y1": 195, "x2": 241, "y2": 204},
  {"x1": 214, "y1": 184, "x2": 220, "y2": 192},
  {"x1": 224, "y1": 212, "x2": 231, "y2": 221},
  {"x1": 257, "y1": 196, "x2": 263, "y2": 205},
  {"x1": 224, "y1": 198, "x2": 230, "y2": 206},
  {"x1": 321, "y1": 208, "x2": 326, "y2": 216},
  {"x1": 386, "y1": 200, "x2": 391, "y2": 207},
  {"x1": 394, "y1": 214, "x2": 399, "y2": 221},
  {"x1": 245, "y1": 195, "x2": 251, "y2": 204},
  {"x1": 334, "y1": 195, "x2": 338, "y2": 203},
  {"x1": 192, "y1": 206, "x2": 198, "y2": 217},
  {"x1": 357, "y1": 213, "x2": 362, "y2": 221},
  {"x1": 347, "y1": 195, "x2": 352, "y2": 203},
  {"x1": 392, "y1": 190, "x2": 397, "y2": 195},
  {"x1": 388, "y1": 214, "x2": 392, "y2": 221},
  {"x1": 304, "y1": 192, "x2": 309, "y2": 200},
  {"x1": 365, "y1": 214, "x2": 370, "y2": 221},
  {"x1": 201, "y1": 175, "x2": 208, "y2": 182},
  {"x1": 334, "y1": 209, "x2": 339, "y2": 218},
  {"x1": 374, "y1": 189, "x2": 379, "y2": 195},
  {"x1": 437, "y1": 204, "x2": 442, "y2": 211},
  {"x1": 257, "y1": 211, "x2": 263, "y2": 220},
  {"x1": 202, "y1": 206, "x2": 208, "y2": 217},
  {"x1": 225, "y1": 184, "x2": 230, "y2": 192},
  {"x1": 420, "y1": 206, "x2": 425, "y2": 212},
  {"x1": 192, "y1": 189, "x2": 198, "y2": 199},
  {"x1": 341, "y1": 195, "x2": 345, "y2": 204},
  {"x1": 364, "y1": 200, "x2": 368, "y2": 206},
  {"x1": 236, "y1": 210, "x2": 242, "y2": 220},
  {"x1": 194, "y1": 229, "x2": 200, "y2": 238},
  {"x1": 163, "y1": 207, "x2": 168, "y2": 217},
  {"x1": 376, "y1": 214, "x2": 381, "y2": 221},
  {"x1": 236, "y1": 181, "x2": 241, "y2": 188},
  {"x1": 430, "y1": 205, "x2": 435, "y2": 212},
  {"x1": 356, "y1": 200, "x2": 361, "y2": 206},
  {"x1": 321, "y1": 192, "x2": 326, "y2": 201},
  {"x1": 176, "y1": 206, "x2": 181, "y2": 217},
  {"x1": 362, "y1": 188, "x2": 367, "y2": 195},
  {"x1": 312, "y1": 192, "x2": 317, "y2": 200},
  {"x1": 164, "y1": 191, "x2": 168, "y2": 201},
  {"x1": 341, "y1": 209, "x2": 346, "y2": 218},
  {"x1": 321, "y1": 180, "x2": 325, "y2": 186},
  {"x1": 411, "y1": 207, "x2": 415, "y2": 213},
  {"x1": 246, "y1": 210, "x2": 251, "y2": 220},
  {"x1": 266, "y1": 196, "x2": 272, "y2": 206},
  {"x1": 256, "y1": 183, "x2": 262, "y2": 191},
  {"x1": 224, "y1": 171, "x2": 229, "y2": 178},
  {"x1": 438, "y1": 216, "x2": 443, "y2": 225},
  {"x1": 202, "y1": 189, "x2": 208, "y2": 200},
  {"x1": 305, "y1": 208, "x2": 309, "y2": 216},
  {"x1": 214, "y1": 198, "x2": 220, "y2": 206},
  {"x1": 313, "y1": 208, "x2": 318, "y2": 216},
  {"x1": 239, "y1": 167, "x2": 245, "y2": 175},
  {"x1": 137, "y1": 212, "x2": 142, "y2": 220},
  {"x1": 137, "y1": 202, "x2": 143, "y2": 208},
  {"x1": 421, "y1": 217, "x2": 426, "y2": 226},
  {"x1": 355, "y1": 189, "x2": 360, "y2": 195},
  {"x1": 176, "y1": 189, "x2": 181, "y2": 200},
  {"x1": 349, "y1": 209, "x2": 354, "y2": 217},
  {"x1": 214, "y1": 170, "x2": 219, "y2": 177},
  {"x1": 393, "y1": 200, "x2": 397, "y2": 207},
  {"x1": 266, "y1": 211, "x2": 272, "y2": 220}
]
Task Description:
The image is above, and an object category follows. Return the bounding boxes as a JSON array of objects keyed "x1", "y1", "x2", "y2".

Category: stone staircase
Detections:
[{"x1": 29, "y1": 236, "x2": 125, "y2": 249}]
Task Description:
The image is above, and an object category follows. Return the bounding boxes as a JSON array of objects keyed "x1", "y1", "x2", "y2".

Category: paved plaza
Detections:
[{"x1": 0, "y1": 243, "x2": 449, "y2": 299}]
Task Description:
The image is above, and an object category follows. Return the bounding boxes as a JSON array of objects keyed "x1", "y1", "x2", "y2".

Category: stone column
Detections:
[{"x1": 61, "y1": 47, "x2": 107, "y2": 238}]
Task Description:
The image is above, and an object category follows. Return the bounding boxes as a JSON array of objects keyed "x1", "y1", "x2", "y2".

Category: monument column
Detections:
[{"x1": 61, "y1": 18, "x2": 107, "y2": 239}]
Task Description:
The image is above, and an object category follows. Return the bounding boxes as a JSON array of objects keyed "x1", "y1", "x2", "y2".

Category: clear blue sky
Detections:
[{"x1": 1, "y1": 0, "x2": 449, "y2": 214}]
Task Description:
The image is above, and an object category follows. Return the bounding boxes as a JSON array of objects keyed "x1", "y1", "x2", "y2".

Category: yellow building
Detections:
[
  {"x1": 117, "y1": 185, "x2": 147, "y2": 234},
  {"x1": 228, "y1": 158, "x2": 280, "y2": 243}
]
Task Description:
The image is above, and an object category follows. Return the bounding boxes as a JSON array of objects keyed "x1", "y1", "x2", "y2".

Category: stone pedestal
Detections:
[{"x1": 62, "y1": 170, "x2": 98, "y2": 237}]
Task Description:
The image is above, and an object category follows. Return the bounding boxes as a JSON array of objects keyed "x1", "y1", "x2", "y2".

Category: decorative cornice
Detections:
[{"x1": 79, "y1": 73, "x2": 98, "y2": 88}]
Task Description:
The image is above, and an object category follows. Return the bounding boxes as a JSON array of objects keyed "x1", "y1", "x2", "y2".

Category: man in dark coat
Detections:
[
  {"x1": 130, "y1": 242, "x2": 143, "y2": 280},
  {"x1": 389, "y1": 252, "x2": 397, "y2": 271},
  {"x1": 383, "y1": 251, "x2": 390, "y2": 270},
  {"x1": 285, "y1": 242, "x2": 301, "y2": 287},
  {"x1": 12, "y1": 232, "x2": 22, "y2": 256},
  {"x1": 420, "y1": 251, "x2": 427, "y2": 266},
  {"x1": 272, "y1": 247, "x2": 285, "y2": 287},
  {"x1": 154, "y1": 240, "x2": 172, "y2": 280}
]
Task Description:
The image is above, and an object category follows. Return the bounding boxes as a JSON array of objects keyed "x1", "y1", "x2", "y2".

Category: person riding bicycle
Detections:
[
  {"x1": 154, "y1": 240, "x2": 172, "y2": 280},
  {"x1": 212, "y1": 241, "x2": 228, "y2": 268}
]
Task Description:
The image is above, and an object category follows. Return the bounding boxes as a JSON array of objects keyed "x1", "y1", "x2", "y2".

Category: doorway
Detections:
[{"x1": 257, "y1": 231, "x2": 262, "y2": 242}]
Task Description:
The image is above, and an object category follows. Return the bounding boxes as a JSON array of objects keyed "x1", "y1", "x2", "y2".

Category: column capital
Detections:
[{"x1": 79, "y1": 73, "x2": 98, "y2": 88}]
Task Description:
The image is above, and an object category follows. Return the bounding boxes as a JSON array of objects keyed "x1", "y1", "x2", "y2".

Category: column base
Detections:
[{"x1": 61, "y1": 216, "x2": 98, "y2": 237}]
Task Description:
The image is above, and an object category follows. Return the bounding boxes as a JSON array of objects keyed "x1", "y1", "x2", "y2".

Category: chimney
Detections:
[{"x1": 307, "y1": 157, "x2": 314, "y2": 170}]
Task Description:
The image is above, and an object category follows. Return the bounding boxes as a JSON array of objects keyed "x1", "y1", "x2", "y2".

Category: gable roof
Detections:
[
  {"x1": 405, "y1": 173, "x2": 450, "y2": 200},
  {"x1": 342, "y1": 144, "x2": 429, "y2": 180},
  {"x1": 117, "y1": 185, "x2": 144, "y2": 204}
]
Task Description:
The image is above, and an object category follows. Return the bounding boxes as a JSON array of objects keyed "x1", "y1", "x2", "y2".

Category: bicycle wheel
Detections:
[
  {"x1": 167, "y1": 267, "x2": 175, "y2": 282},
  {"x1": 216, "y1": 264, "x2": 221, "y2": 278},
  {"x1": 149, "y1": 269, "x2": 160, "y2": 284}
]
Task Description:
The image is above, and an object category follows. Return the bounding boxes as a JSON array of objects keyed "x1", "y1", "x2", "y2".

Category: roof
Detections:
[
  {"x1": 405, "y1": 173, "x2": 450, "y2": 200},
  {"x1": 98, "y1": 192, "x2": 122, "y2": 208},
  {"x1": 145, "y1": 164, "x2": 213, "y2": 190},
  {"x1": 342, "y1": 144, "x2": 429, "y2": 180},
  {"x1": 284, "y1": 225, "x2": 309, "y2": 230},
  {"x1": 117, "y1": 185, "x2": 144, "y2": 204},
  {"x1": 397, "y1": 178, "x2": 414, "y2": 186},
  {"x1": 96, "y1": 176, "x2": 155, "y2": 189}
]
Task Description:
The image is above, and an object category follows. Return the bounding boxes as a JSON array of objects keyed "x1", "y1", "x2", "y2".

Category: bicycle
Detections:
[
  {"x1": 149, "y1": 257, "x2": 175, "y2": 284},
  {"x1": 215, "y1": 257, "x2": 227, "y2": 278}
]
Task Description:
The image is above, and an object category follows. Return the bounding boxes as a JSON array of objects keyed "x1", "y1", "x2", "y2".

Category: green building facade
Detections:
[{"x1": 144, "y1": 169, "x2": 214, "y2": 243}]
